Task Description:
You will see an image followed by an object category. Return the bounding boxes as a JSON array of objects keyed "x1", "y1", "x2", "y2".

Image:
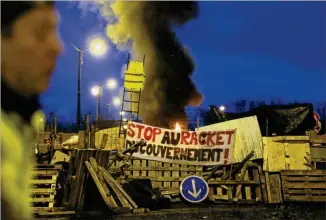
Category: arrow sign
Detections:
[
  {"x1": 180, "y1": 175, "x2": 209, "y2": 203},
  {"x1": 188, "y1": 179, "x2": 202, "y2": 198}
]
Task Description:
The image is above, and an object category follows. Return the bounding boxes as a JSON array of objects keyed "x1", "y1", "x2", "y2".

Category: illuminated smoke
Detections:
[{"x1": 99, "y1": 1, "x2": 203, "y2": 129}]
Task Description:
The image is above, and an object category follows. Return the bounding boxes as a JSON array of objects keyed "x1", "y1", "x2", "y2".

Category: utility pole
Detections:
[{"x1": 76, "y1": 48, "x2": 82, "y2": 131}]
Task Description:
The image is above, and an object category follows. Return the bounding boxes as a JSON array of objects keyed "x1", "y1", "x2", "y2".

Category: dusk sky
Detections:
[{"x1": 42, "y1": 1, "x2": 326, "y2": 121}]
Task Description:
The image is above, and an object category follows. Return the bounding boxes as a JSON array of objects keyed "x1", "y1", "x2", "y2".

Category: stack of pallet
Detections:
[
  {"x1": 30, "y1": 164, "x2": 75, "y2": 219},
  {"x1": 85, "y1": 157, "x2": 148, "y2": 214}
]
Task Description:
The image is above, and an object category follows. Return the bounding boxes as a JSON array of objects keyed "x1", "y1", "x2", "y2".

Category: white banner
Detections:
[{"x1": 125, "y1": 122, "x2": 236, "y2": 166}]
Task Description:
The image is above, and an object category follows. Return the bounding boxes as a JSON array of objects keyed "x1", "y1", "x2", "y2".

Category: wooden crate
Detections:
[{"x1": 281, "y1": 170, "x2": 326, "y2": 202}]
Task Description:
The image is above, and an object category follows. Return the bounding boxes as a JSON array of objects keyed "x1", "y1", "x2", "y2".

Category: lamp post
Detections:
[
  {"x1": 76, "y1": 48, "x2": 82, "y2": 131},
  {"x1": 91, "y1": 85, "x2": 102, "y2": 121},
  {"x1": 72, "y1": 37, "x2": 108, "y2": 131},
  {"x1": 90, "y1": 78, "x2": 117, "y2": 120}
]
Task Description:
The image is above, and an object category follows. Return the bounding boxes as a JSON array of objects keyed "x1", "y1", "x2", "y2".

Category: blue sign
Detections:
[{"x1": 180, "y1": 175, "x2": 209, "y2": 203}]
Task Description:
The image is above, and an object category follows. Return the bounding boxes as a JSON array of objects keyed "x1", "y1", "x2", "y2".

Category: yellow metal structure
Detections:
[
  {"x1": 263, "y1": 136, "x2": 311, "y2": 172},
  {"x1": 124, "y1": 61, "x2": 145, "y2": 91}
]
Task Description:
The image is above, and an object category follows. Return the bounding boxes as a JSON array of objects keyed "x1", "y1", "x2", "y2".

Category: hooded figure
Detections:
[{"x1": 1, "y1": 2, "x2": 62, "y2": 219}]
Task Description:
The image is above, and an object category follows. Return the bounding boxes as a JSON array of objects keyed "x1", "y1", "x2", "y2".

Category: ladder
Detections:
[
  {"x1": 118, "y1": 54, "x2": 145, "y2": 137},
  {"x1": 118, "y1": 88, "x2": 141, "y2": 137}
]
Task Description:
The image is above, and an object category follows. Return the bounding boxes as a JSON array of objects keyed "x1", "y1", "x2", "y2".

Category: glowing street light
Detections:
[
  {"x1": 113, "y1": 97, "x2": 122, "y2": 107},
  {"x1": 91, "y1": 86, "x2": 101, "y2": 96},
  {"x1": 219, "y1": 105, "x2": 226, "y2": 112},
  {"x1": 90, "y1": 85, "x2": 102, "y2": 120},
  {"x1": 88, "y1": 37, "x2": 108, "y2": 57},
  {"x1": 106, "y1": 79, "x2": 117, "y2": 89}
]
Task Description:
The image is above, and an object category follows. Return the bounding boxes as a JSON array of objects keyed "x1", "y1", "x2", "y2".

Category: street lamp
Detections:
[
  {"x1": 88, "y1": 37, "x2": 108, "y2": 57},
  {"x1": 106, "y1": 79, "x2": 117, "y2": 89},
  {"x1": 219, "y1": 105, "x2": 226, "y2": 112},
  {"x1": 113, "y1": 97, "x2": 122, "y2": 107},
  {"x1": 72, "y1": 37, "x2": 108, "y2": 131},
  {"x1": 91, "y1": 85, "x2": 102, "y2": 121}
]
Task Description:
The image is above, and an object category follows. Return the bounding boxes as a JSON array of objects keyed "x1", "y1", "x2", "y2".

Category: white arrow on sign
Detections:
[{"x1": 188, "y1": 179, "x2": 202, "y2": 198}]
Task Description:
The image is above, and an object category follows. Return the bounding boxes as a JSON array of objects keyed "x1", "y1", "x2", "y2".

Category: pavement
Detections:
[{"x1": 109, "y1": 203, "x2": 326, "y2": 220}]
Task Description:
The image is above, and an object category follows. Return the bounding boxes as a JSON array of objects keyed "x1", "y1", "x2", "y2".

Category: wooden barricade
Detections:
[
  {"x1": 280, "y1": 170, "x2": 326, "y2": 202},
  {"x1": 110, "y1": 158, "x2": 268, "y2": 203},
  {"x1": 67, "y1": 149, "x2": 110, "y2": 212}
]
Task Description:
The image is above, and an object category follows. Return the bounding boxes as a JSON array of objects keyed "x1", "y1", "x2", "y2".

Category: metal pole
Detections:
[
  {"x1": 97, "y1": 86, "x2": 102, "y2": 121},
  {"x1": 76, "y1": 48, "x2": 82, "y2": 131}
]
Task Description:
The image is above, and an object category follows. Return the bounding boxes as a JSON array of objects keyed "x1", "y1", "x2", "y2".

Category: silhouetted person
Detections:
[{"x1": 1, "y1": 1, "x2": 62, "y2": 219}]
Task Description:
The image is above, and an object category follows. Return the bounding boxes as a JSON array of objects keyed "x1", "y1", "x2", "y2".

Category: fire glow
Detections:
[{"x1": 175, "y1": 122, "x2": 181, "y2": 131}]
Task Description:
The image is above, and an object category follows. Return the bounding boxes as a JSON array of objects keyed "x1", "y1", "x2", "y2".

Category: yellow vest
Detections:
[{"x1": 1, "y1": 109, "x2": 45, "y2": 220}]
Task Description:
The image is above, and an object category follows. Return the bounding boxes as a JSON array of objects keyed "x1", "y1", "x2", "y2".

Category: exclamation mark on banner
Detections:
[{"x1": 224, "y1": 149, "x2": 229, "y2": 165}]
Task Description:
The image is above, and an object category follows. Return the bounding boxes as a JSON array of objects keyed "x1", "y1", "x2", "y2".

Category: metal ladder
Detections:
[{"x1": 118, "y1": 88, "x2": 141, "y2": 137}]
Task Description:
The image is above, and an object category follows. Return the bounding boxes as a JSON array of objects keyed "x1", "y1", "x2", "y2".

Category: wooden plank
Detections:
[
  {"x1": 29, "y1": 179, "x2": 56, "y2": 184},
  {"x1": 282, "y1": 182, "x2": 326, "y2": 189},
  {"x1": 281, "y1": 170, "x2": 326, "y2": 176},
  {"x1": 110, "y1": 166, "x2": 205, "y2": 172},
  {"x1": 252, "y1": 167, "x2": 262, "y2": 201},
  {"x1": 85, "y1": 161, "x2": 119, "y2": 211},
  {"x1": 266, "y1": 173, "x2": 282, "y2": 203},
  {"x1": 235, "y1": 162, "x2": 249, "y2": 199},
  {"x1": 124, "y1": 175, "x2": 259, "y2": 184},
  {"x1": 132, "y1": 159, "x2": 140, "y2": 178},
  {"x1": 284, "y1": 195, "x2": 326, "y2": 202},
  {"x1": 283, "y1": 189, "x2": 326, "y2": 195},
  {"x1": 32, "y1": 207, "x2": 65, "y2": 213},
  {"x1": 244, "y1": 168, "x2": 252, "y2": 200},
  {"x1": 257, "y1": 164, "x2": 268, "y2": 203},
  {"x1": 68, "y1": 150, "x2": 83, "y2": 209},
  {"x1": 163, "y1": 162, "x2": 172, "y2": 188},
  {"x1": 156, "y1": 161, "x2": 163, "y2": 188},
  {"x1": 140, "y1": 159, "x2": 147, "y2": 178},
  {"x1": 30, "y1": 188, "x2": 56, "y2": 194},
  {"x1": 30, "y1": 197, "x2": 54, "y2": 203},
  {"x1": 171, "y1": 163, "x2": 179, "y2": 188},
  {"x1": 77, "y1": 150, "x2": 93, "y2": 212},
  {"x1": 32, "y1": 170, "x2": 59, "y2": 176},
  {"x1": 148, "y1": 160, "x2": 157, "y2": 187},
  {"x1": 100, "y1": 171, "x2": 132, "y2": 209},
  {"x1": 99, "y1": 166, "x2": 138, "y2": 209},
  {"x1": 37, "y1": 211, "x2": 75, "y2": 216},
  {"x1": 281, "y1": 176, "x2": 326, "y2": 182},
  {"x1": 72, "y1": 150, "x2": 88, "y2": 210}
]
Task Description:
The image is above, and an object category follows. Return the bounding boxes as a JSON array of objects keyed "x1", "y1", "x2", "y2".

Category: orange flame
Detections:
[{"x1": 175, "y1": 122, "x2": 181, "y2": 131}]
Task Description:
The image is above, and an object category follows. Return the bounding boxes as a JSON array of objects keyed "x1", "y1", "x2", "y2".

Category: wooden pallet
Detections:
[
  {"x1": 30, "y1": 168, "x2": 59, "y2": 210},
  {"x1": 111, "y1": 158, "x2": 268, "y2": 203},
  {"x1": 281, "y1": 170, "x2": 326, "y2": 202},
  {"x1": 67, "y1": 149, "x2": 110, "y2": 212}
]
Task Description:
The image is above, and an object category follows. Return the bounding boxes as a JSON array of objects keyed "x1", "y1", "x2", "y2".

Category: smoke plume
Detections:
[{"x1": 101, "y1": 1, "x2": 203, "y2": 129}]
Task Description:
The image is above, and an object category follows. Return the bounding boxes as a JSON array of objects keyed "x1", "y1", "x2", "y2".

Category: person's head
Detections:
[{"x1": 1, "y1": 1, "x2": 62, "y2": 97}]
